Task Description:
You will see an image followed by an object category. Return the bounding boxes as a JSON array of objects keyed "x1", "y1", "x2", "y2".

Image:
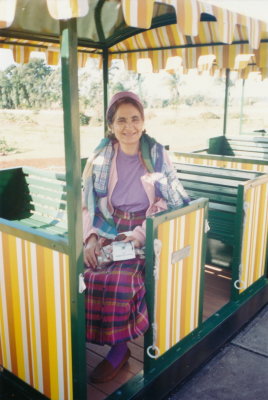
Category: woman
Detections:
[{"x1": 82, "y1": 91, "x2": 190, "y2": 383}]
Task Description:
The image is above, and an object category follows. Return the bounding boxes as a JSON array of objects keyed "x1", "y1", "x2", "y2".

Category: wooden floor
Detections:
[
  {"x1": 202, "y1": 264, "x2": 232, "y2": 320},
  {"x1": 86, "y1": 265, "x2": 232, "y2": 399}
]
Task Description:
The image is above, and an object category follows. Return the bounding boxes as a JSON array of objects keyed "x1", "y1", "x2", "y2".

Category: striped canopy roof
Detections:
[{"x1": 0, "y1": 0, "x2": 268, "y2": 77}]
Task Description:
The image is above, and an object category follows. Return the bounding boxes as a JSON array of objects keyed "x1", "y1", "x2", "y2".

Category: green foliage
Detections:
[
  {"x1": 79, "y1": 112, "x2": 90, "y2": 125},
  {"x1": 0, "y1": 58, "x2": 228, "y2": 113},
  {"x1": 0, "y1": 59, "x2": 60, "y2": 109}
]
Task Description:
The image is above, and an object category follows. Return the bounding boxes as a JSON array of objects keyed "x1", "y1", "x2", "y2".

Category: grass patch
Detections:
[{"x1": 0, "y1": 137, "x2": 18, "y2": 155}]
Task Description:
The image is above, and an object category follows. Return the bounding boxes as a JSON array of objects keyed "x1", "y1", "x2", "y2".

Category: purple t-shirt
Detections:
[{"x1": 111, "y1": 148, "x2": 150, "y2": 212}]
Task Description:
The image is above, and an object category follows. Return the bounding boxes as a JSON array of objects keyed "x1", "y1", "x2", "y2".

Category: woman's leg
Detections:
[
  {"x1": 106, "y1": 341, "x2": 129, "y2": 367},
  {"x1": 90, "y1": 341, "x2": 131, "y2": 383}
]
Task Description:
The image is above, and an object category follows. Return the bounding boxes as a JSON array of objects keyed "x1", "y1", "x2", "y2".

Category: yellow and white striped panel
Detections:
[
  {"x1": 155, "y1": 207, "x2": 205, "y2": 356},
  {"x1": 239, "y1": 177, "x2": 268, "y2": 293},
  {"x1": 172, "y1": 154, "x2": 268, "y2": 173},
  {"x1": 46, "y1": 0, "x2": 89, "y2": 19},
  {"x1": 255, "y1": 43, "x2": 268, "y2": 69},
  {"x1": 121, "y1": 0, "x2": 154, "y2": 29},
  {"x1": 0, "y1": 232, "x2": 73, "y2": 400},
  {"x1": 110, "y1": 29, "x2": 268, "y2": 74},
  {"x1": 0, "y1": 0, "x2": 17, "y2": 28}
]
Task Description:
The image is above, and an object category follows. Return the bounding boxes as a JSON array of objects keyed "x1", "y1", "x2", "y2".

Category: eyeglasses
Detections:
[{"x1": 114, "y1": 116, "x2": 143, "y2": 127}]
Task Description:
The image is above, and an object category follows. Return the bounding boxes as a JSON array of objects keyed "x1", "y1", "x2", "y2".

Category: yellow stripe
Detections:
[
  {"x1": 157, "y1": 220, "x2": 170, "y2": 354},
  {"x1": 59, "y1": 254, "x2": 68, "y2": 399},
  {"x1": 21, "y1": 241, "x2": 34, "y2": 386},
  {"x1": 139, "y1": 0, "x2": 154, "y2": 29},
  {"x1": 36, "y1": 246, "x2": 51, "y2": 396},
  {"x1": 171, "y1": 217, "x2": 178, "y2": 346},
  {"x1": 253, "y1": 184, "x2": 268, "y2": 281},
  {"x1": 46, "y1": 0, "x2": 88, "y2": 19},
  {"x1": 250, "y1": 188, "x2": 259, "y2": 284},
  {"x1": 174, "y1": 216, "x2": 184, "y2": 344},
  {"x1": 71, "y1": 0, "x2": 79, "y2": 16},
  {"x1": 185, "y1": 212, "x2": 196, "y2": 333},
  {"x1": 64, "y1": 256, "x2": 73, "y2": 400},
  {"x1": 44, "y1": 248, "x2": 59, "y2": 400},
  {"x1": 0, "y1": 233, "x2": 9, "y2": 367},
  {"x1": 26, "y1": 241, "x2": 39, "y2": 388},
  {"x1": 8, "y1": 234, "x2": 26, "y2": 379},
  {"x1": 122, "y1": 0, "x2": 131, "y2": 27},
  {"x1": 194, "y1": 209, "x2": 203, "y2": 324}
]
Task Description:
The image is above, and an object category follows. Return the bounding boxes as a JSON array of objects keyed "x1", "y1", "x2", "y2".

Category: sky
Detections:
[{"x1": 0, "y1": 0, "x2": 268, "y2": 70}]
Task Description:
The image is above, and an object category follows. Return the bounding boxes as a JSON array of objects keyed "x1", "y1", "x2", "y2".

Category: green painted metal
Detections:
[
  {"x1": 95, "y1": 0, "x2": 106, "y2": 43},
  {"x1": 207, "y1": 135, "x2": 225, "y2": 154},
  {"x1": 223, "y1": 68, "x2": 230, "y2": 136},
  {"x1": 198, "y1": 202, "x2": 208, "y2": 324},
  {"x1": 109, "y1": 38, "x2": 268, "y2": 55},
  {"x1": 0, "y1": 168, "x2": 28, "y2": 219},
  {"x1": 143, "y1": 215, "x2": 156, "y2": 373},
  {"x1": 60, "y1": 19, "x2": 86, "y2": 400},
  {"x1": 231, "y1": 184, "x2": 245, "y2": 301},
  {"x1": 103, "y1": 47, "x2": 109, "y2": 136},
  {"x1": 0, "y1": 218, "x2": 69, "y2": 253},
  {"x1": 144, "y1": 198, "x2": 208, "y2": 372}
]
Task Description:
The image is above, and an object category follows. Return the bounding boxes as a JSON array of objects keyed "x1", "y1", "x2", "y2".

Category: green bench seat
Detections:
[
  {"x1": 0, "y1": 167, "x2": 68, "y2": 247},
  {"x1": 171, "y1": 136, "x2": 268, "y2": 174},
  {"x1": 203, "y1": 135, "x2": 268, "y2": 160},
  {"x1": 174, "y1": 162, "x2": 265, "y2": 268}
]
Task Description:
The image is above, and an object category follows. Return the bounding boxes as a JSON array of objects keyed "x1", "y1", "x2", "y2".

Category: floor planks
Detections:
[
  {"x1": 202, "y1": 265, "x2": 232, "y2": 320},
  {"x1": 86, "y1": 265, "x2": 231, "y2": 399}
]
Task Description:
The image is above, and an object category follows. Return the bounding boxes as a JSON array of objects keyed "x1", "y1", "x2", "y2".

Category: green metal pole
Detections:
[
  {"x1": 239, "y1": 79, "x2": 245, "y2": 135},
  {"x1": 103, "y1": 48, "x2": 109, "y2": 136},
  {"x1": 60, "y1": 19, "x2": 86, "y2": 400},
  {"x1": 223, "y1": 68, "x2": 230, "y2": 136}
]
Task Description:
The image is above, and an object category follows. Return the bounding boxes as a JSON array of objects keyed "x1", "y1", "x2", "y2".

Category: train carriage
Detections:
[{"x1": 0, "y1": 1, "x2": 268, "y2": 399}]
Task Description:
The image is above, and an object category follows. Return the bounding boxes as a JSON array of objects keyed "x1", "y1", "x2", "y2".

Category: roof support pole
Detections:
[
  {"x1": 60, "y1": 19, "x2": 86, "y2": 400},
  {"x1": 223, "y1": 68, "x2": 230, "y2": 136},
  {"x1": 239, "y1": 78, "x2": 246, "y2": 135},
  {"x1": 103, "y1": 48, "x2": 109, "y2": 136}
]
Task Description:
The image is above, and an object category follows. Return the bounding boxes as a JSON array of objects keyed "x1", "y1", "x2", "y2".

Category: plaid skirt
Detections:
[{"x1": 84, "y1": 208, "x2": 149, "y2": 345}]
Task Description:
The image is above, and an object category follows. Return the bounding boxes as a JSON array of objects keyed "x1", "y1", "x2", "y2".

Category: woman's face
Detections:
[{"x1": 110, "y1": 102, "x2": 144, "y2": 151}]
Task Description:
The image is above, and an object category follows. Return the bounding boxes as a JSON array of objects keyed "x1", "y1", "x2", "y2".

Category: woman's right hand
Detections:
[{"x1": 84, "y1": 235, "x2": 101, "y2": 268}]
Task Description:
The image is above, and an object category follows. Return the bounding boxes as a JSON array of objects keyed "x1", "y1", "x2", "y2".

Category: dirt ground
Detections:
[{"x1": 0, "y1": 106, "x2": 267, "y2": 171}]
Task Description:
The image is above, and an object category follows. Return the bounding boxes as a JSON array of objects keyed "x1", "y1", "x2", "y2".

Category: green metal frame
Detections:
[
  {"x1": 223, "y1": 68, "x2": 230, "y2": 136},
  {"x1": 60, "y1": 19, "x2": 86, "y2": 400},
  {"x1": 231, "y1": 184, "x2": 246, "y2": 300}
]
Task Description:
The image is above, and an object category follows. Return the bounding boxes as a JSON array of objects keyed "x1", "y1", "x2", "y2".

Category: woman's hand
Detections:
[
  {"x1": 84, "y1": 235, "x2": 101, "y2": 268},
  {"x1": 122, "y1": 235, "x2": 142, "y2": 249}
]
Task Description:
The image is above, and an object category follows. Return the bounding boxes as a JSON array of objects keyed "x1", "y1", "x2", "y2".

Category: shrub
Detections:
[{"x1": 80, "y1": 112, "x2": 90, "y2": 125}]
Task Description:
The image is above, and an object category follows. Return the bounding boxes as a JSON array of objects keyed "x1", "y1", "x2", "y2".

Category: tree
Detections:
[{"x1": 0, "y1": 59, "x2": 59, "y2": 109}]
